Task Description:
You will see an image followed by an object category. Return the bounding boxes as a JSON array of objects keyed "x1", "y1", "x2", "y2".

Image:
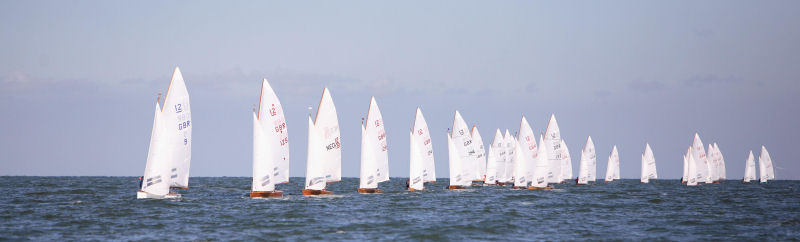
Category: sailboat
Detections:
[
  {"x1": 471, "y1": 125, "x2": 487, "y2": 183},
  {"x1": 640, "y1": 143, "x2": 657, "y2": 183},
  {"x1": 250, "y1": 78, "x2": 289, "y2": 198},
  {"x1": 409, "y1": 107, "x2": 436, "y2": 191},
  {"x1": 447, "y1": 111, "x2": 473, "y2": 190},
  {"x1": 743, "y1": 150, "x2": 757, "y2": 183},
  {"x1": 501, "y1": 129, "x2": 515, "y2": 186},
  {"x1": 359, "y1": 97, "x2": 389, "y2": 194},
  {"x1": 714, "y1": 143, "x2": 726, "y2": 182},
  {"x1": 707, "y1": 144, "x2": 720, "y2": 183},
  {"x1": 691, "y1": 133, "x2": 710, "y2": 183},
  {"x1": 138, "y1": 67, "x2": 190, "y2": 199},
  {"x1": 560, "y1": 139, "x2": 572, "y2": 184},
  {"x1": 513, "y1": 116, "x2": 534, "y2": 189},
  {"x1": 758, "y1": 146, "x2": 775, "y2": 183},
  {"x1": 530, "y1": 135, "x2": 551, "y2": 190},
  {"x1": 686, "y1": 146, "x2": 698, "y2": 186},
  {"x1": 681, "y1": 147, "x2": 689, "y2": 184},
  {"x1": 604, "y1": 145, "x2": 620, "y2": 182},
  {"x1": 577, "y1": 136, "x2": 596, "y2": 185},
  {"x1": 303, "y1": 88, "x2": 341, "y2": 195},
  {"x1": 484, "y1": 129, "x2": 504, "y2": 185},
  {"x1": 544, "y1": 114, "x2": 563, "y2": 184}
]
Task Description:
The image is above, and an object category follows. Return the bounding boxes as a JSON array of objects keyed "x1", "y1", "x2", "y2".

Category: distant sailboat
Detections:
[
  {"x1": 544, "y1": 114, "x2": 563, "y2": 184},
  {"x1": 447, "y1": 111, "x2": 473, "y2": 189},
  {"x1": 138, "y1": 67, "x2": 190, "y2": 199},
  {"x1": 714, "y1": 143, "x2": 726, "y2": 181},
  {"x1": 743, "y1": 150, "x2": 757, "y2": 183},
  {"x1": 560, "y1": 139, "x2": 573, "y2": 183},
  {"x1": 501, "y1": 129, "x2": 515, "y2": 185},
  {"x1": 707, "y1": 144, "x2": 720, "y2": 183},
  {"x1": 359, "y1": 97, "x2": 389, "y2": 194},
  {"x1": 640, "y1": 143, "x2": 657, "y2": 183},
  {"x1": 530, "y1": 135, "x2": 550, "y2": 189},
  {"x1": 471, "y1": 125, "x2": 487, "y2": 183},
  {"x1": 250, "y1": 78, "x2": 289, "y2": 198},
  {"x1": 681, "y1": 147, "x2": 689, "y2": 184},
  {"x1": 758, "y1": 146, "x2": 775, "y2": 183},
  {"x1": 577, "y1": 136, "x2": 596, "y2": 185},
  {"x1": 513, "y1": 116, "x2": 535, "y2": 189},
  {"x1": 409, "y1": 107, "x2": 435, "y2": 191},
  {"x1": 691, "y1": 133, "x2": 710, "y2": 183},
  {"x1": 604, "y1": 145, "x2": 620, "y2": 182},
  {"x1": 303, "y1": 88, "x2": 341, "y2": 195},
  {"x1": 686, "y1": 146, "x2": 698, "y2": 186},
  {"x1": 484, "y1": 129, "x2": 505, "y2": 185}
]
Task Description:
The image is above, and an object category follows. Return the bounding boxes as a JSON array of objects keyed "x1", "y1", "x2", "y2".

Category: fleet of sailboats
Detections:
[{"x1": 137, "y1": 69, "x2": 782, "y2": 198}]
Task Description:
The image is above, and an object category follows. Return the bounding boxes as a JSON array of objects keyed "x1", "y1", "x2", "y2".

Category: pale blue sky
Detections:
[{"x1": 1, "y1": 1, "x2": 798, "y2": 179}]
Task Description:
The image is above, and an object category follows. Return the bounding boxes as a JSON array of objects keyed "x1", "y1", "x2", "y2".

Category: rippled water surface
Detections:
[{"x1": 1, "y1": 177, "x2": 799, "y2": 240}]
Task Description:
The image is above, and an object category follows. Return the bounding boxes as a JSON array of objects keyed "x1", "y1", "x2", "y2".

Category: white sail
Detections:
[
  {"x1": 409, "y1": 108, "x2": 435, "y2": 190},
  {"x1": 515, "y1": 116, "x2": 537, "y2": 187},
  {"x1": 560, "y1": 139, "x2": 572, "y2": 182},
  {"x1": 743, "y1": 150, "x2": 756, "y2": 182},
  {"x1": 502, "y1": 129, "x2": 515, "y2": 184},
  {"x1": 604, "y1": 145, "x2": 620, "y2": 182},
  {"x1": 641, "y1": 143, "x2": 657, "y2": 183},
  {"x1": 544, "y1": 114, "x2": 563, "y2": 183},
  {"x1": 484, "y1": 129, "x2": 504, "y2": 185},
  {"x1": 471, "y1": 125, "x2": 487, "y2": 181},
  {"x1": 359, "y1": 97, "x2": 389, "y2": 189},
  {"x1": 315, "y1": 88, "x2": 341, "y2": 182},
  {"x1": 714, "y1": 143, "x2": 726, "y2": 180},
  {"x1": 691, "y1": 133, "x2": 710, "y2": 183},
  {"x1": 448, "y1": 111, "x2": 473, "y2": 187},
  {"x1": 255, "y1": 78, "x2": 289, "y2": 185},
  {"x1": 682, "y1": 151, "x2": 689, "y2": 183},
  {"x1": 686, "y1": 146, "x2": 698, "y2": 186},
  {"x1": 160, "y1": 67, "x2": 192, "y2": 188},
  {"x1": 707, "y1": 143, "x2": 719, "y2": 182},
  {"x1": 304, "y1": 116, "x2": 326, "y2": 190},
  {"x1": 252, "y1": 112, "x2": 275, "y2": 192},
  {"x1": 577, "y1": 136, "x2": 596, "y2": 184},
  {"x1": 759, "y1": 146, "x2": 775, "y2": 182},
  {"x1": 141, "y1": 102, "x2": 171, "y2": 196}
]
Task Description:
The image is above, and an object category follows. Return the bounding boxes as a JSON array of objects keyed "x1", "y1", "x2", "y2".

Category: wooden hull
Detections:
[
  {"x1": 357, "y1": 188, "x2": 383, "y2": 194},
  {"x1": 528, "y1": 186, "x2": 552, "y2": 190},
  {"x1": 512, "y1": 186, "x2": 527, "y2": 190},
  {"x1": 408, "y1": 188, "x2": 421, "y2": 191},
  {"x1": 170, "y1": 186, "x2": 189, "y2": 189},
  {"x1": 711, "y1": 181, "x2": 721, "y2": 184},
  {"x1": 302, "y1": 189, "x2": 333, "y2": 196},
  {"x1": 249, "y1": 190, "x2": 283, "y2": 198},
  {"x1": 448, "y1": 185, "x2": 466, "y2": 190}
]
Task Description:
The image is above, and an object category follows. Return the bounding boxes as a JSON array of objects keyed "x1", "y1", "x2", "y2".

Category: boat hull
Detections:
[
  {"x1": 137, "y1": 190, "x2": 181, "y2": 199},
  {"x1": 302, "y1": 189, "x2": 333, "y2": 195},
  {"x1": 249, "y1": 190, "x2": 283, "y2": 198},
  {"x1": 170, "y1": 186, "x2": 189, "y2": 189},
  {"x1": 448, "y1": 185, "x2": 466, "y2": 190},
  {"x1": 528, "y1": 186, "x2": 553, "y2": 190},
  {"x1": 357, "y1": 188, "x2": 383, "y2": 194}
]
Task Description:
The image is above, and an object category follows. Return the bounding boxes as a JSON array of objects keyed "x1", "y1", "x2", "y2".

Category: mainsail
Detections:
[
  {"x1": 560, "y1": 139, "x2": 573, "y2": 182},
  {"x1": 759, "y1": 146, "x2": 775, "y2": 183},
  {"x1": 604, "y1": 145, "x2": 620, "y2": 182},
  {"x1": 359, "y1": 97, "x2": 389, "y2": 189},
  {"x1": 515, "y1": 116, "x2": 537, "y2": 188},
  {"x1": 691, "y1": 133, "x2": 710, "y2": 183},
  {"x1": 160, "y1": 67, "x2": 192, "y2": 189},
  {"x1": 502, "y1": 129, "x2": 515, "y2": 184},
  {"x1": 531, "y1": 135, "x2": 549, "y2": 188},
  {"x1": 686, "y1": 146, "x2": 698, "y2": 186},
  {"x1": 714, "y1": 143, "x2": 726, "y2": 180},
  {"x1": 471, "y1": 125, "x2": 487, "y2": 181},
  {"x1": 577, "y1": 136, "x2": 596, "y2": 184}
]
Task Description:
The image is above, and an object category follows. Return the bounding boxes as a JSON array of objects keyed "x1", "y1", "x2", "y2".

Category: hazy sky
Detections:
[{"x1": 1, "y1": 1, "x2": 798, "y2": 179}]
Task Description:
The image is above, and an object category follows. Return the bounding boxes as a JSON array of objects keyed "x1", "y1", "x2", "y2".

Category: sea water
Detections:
[{"x1": 1, "y1": 177, "x2": 798, "y2": 240}]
